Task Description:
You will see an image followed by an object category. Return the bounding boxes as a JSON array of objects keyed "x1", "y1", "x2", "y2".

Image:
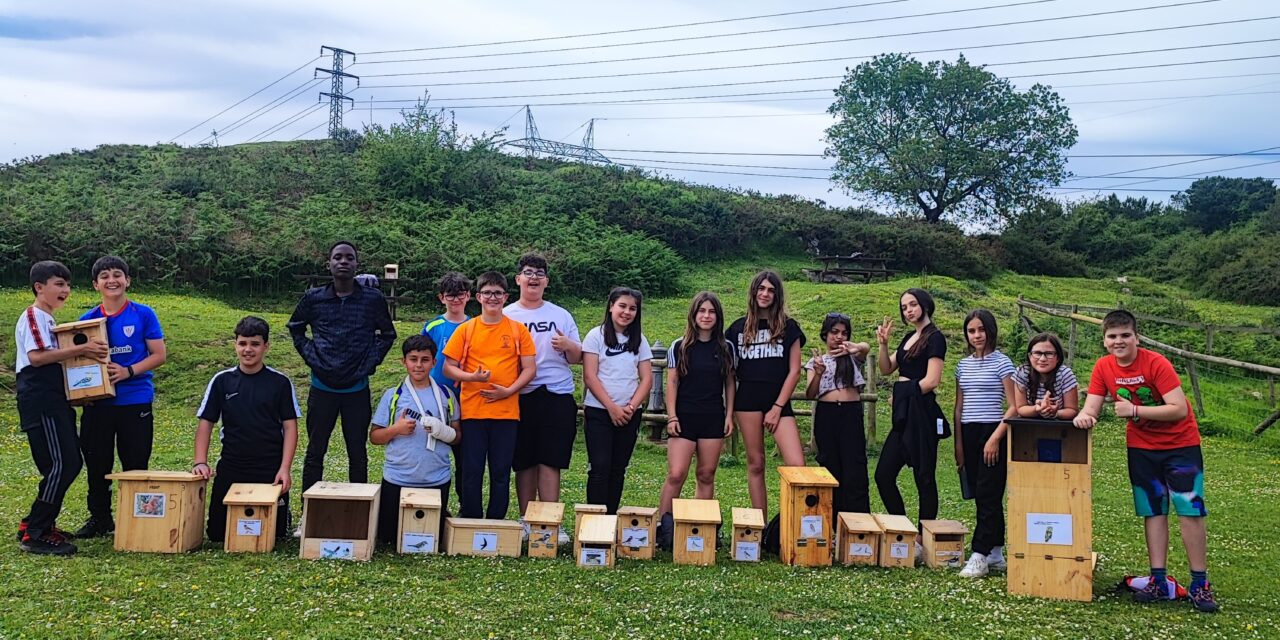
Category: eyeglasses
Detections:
[
  {"x1": 1030, "y1": 351, "x2": 1058, "y2": 359},
  {"x1": 477, "y1": 290, "x2": 507, "y2": 300},
  {"x1": 442, "y1": 293, "x2": 468, "y2": 301},
  {"x1": 519, "y1": 269, "x2": 548, "y2": 279}
]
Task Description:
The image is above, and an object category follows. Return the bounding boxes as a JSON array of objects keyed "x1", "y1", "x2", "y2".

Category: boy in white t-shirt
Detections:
[
  {"x1": 504, "y1": 254, "x2": 582, "y2": 540},
  {"x1": 14, "y1": 261, "x2": 108, "y2": 555}
]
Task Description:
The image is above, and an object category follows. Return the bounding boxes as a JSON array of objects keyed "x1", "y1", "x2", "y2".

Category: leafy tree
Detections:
[
  {"x1": 1172, "y1": 176, "x2": 1277, "y2": 233},
  {"x1": 824, "y1": 54, "x2": 1077, "y2": 225}
]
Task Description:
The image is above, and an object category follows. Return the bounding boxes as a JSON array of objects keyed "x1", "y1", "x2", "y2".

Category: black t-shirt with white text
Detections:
[
  {"x1": 726, "y1": 317, "x2": 806, "y2": 385},
  {"x1": 197, "y1": 366, "x2": 301, "y2": 470}
]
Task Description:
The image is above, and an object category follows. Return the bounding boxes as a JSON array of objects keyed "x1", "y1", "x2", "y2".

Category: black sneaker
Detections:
[
  {"x1": 19, "y1": 533, "x2": 78, "y2": 556},
  {"x1": 656, "y1": 512, "x2": 674, "y2": 552},
  {"x1": 1190, "y1": 582, "x2": 1220, "y2": 613},
  {"x1": 73, "y1": 516, "x2": 115, "y2": 539}
]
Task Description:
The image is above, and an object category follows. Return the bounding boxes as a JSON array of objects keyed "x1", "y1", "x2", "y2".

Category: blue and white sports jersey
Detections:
[{"x1": 81, "y1": 300, "x2": 164, "y2": 405}]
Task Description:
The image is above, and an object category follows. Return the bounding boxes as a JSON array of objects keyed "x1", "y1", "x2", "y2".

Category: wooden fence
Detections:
[{"x1": 1017, "y1": 297, "x2": 1280, "y2": 435}]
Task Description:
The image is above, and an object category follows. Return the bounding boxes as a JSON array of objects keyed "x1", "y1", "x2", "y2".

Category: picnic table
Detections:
[
  {"x1": 804, "y1": 254, "x2": 897, "y2": 284},
  {"x1": 292, "y1": 274, "x2": 415, "y2": 321}
]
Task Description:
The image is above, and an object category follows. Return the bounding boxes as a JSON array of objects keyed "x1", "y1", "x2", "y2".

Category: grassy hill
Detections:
[{"x1": 1, "y1": 262, "x2": 1277, "y2": 638}]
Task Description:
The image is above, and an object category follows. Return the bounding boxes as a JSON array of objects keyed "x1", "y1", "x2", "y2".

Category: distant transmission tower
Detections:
[
  {"x1": 315, "y1": 45, "x2": 358, "y2": 137},
  {"x1": 505, "y1": 107, "x2": 610, "y2": 164}
]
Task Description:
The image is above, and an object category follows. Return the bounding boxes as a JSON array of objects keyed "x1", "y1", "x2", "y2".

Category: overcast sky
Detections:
[{"x1": 3, "y1": 0, "x2": 1277, "y2": 210}]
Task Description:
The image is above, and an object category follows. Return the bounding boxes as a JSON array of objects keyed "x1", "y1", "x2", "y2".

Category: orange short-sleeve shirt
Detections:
[{"x1": 442, "y1": 316, "x2": 536, "y2": 420}]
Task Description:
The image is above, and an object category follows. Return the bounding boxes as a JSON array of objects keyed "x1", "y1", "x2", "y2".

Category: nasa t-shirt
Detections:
[
  {"x1": 81, "y1": 300, "x2": 164, "y2": 405},
  {"x1": 581, "y1": 326, "x2": 652, "y2": 409},
  {"x1": 504, "y1": 300, "x2": 581, "y2": 395}
]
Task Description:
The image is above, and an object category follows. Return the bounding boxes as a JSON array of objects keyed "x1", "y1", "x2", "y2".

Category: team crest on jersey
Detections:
[{"x1": 123, "y1": 325, "x2": 136, "y2": 338}]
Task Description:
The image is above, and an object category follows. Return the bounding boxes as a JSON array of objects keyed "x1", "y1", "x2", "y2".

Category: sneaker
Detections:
[
  {"x1": 521, "y1": 521, "x2": 531, "y2": 542},
  {"x1": 1189, "y1": 583, "x2": 1220, "y2": 613},
  {"x1": 987, "y1": 548, "x2": 1007, "y2": 571},
  {"x1": 557, "y1": 528, "x2": 570, "y2": 545},
  {"x1": 1132, "y1": 575, "x2": 1168, "y2": 603},
  {"x1": 73, "y1": 516, "x2": 114, "y2": 539},
  {"x1": 16, "y1": 519, "x2": 27, "y2": 543},
  {"x1": 293, "y1": 517, "x2": 304, "y2": 539},
  {"x1": 656, "y1": 512, "x2": 674, "y2": 552},
  {"x1": 19, "y1": 532, "x2": 78, "y2": 556},
  {"x1": 959, "y1": 553, "x2": 989, "y2": 578}
]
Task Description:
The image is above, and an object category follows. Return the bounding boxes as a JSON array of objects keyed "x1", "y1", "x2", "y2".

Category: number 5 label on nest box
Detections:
[
  {"x1": 686, "y1": 536, "x2": 705, "y2": 552},
  {"x1": 472, "y1": 532, "x2": 498, "y2": 553}
]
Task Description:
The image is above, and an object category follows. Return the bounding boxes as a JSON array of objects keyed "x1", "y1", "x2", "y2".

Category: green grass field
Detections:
[{"x1": 1, "y1": 262, "x2": 1278, "y2": 639}]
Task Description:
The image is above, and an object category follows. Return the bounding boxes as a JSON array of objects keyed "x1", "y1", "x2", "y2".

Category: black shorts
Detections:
[
  {"x1": 673, "y1": 411, "x2": 727, "y2": 441},
  {"x1": 513, "y1": 386, "x2": 579, "y2": 471},
  {"x1": 732, "y1": 381, "x2": 795, "y2": 417}
]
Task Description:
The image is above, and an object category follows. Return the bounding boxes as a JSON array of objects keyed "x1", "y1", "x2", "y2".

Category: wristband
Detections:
[
  {"x1": 773, "y1": 402, "x2": 785, "y2": 409},
  {"x1": 193, "y1": 461, "x2": 209, "y2": 469},
  {"x1": 667, "y1": 417, "x2": 679, "y2": 423},
  {"x1": 127, "y1": 364, "x2": 136, "y2": 378}
]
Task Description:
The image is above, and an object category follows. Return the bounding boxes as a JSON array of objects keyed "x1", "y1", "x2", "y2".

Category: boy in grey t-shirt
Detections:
[{"x1": 370, "y1": 335, "x2": 460, "y2": 546}]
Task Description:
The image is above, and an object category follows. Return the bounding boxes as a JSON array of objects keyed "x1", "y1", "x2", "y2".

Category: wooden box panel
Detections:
[
  {"x1": 617, "y1": 506, "x2": 656, "y2": 560},
  {"x1": 575, "y1": 514, "x2": 618, "y2": 568},
  {"x1": 573, "y1": 503, "x2": 606, "y2": 537},
  {"x1": 1008, "y1": 554, "x2": 1095, "y2": 602},
  {"x1": 921, "y1": 519, "x2": 968, "y2": 569},
  {"x1": 107, "y1": 471, "x2": 206, "y2": 553},
  {"x1": 731, "y1": 507, "x2": 764, "y2": 562},
  {"x1": 398, "y1": 488, "x2": 442, "y2": 555},
  {"x1": 873, "y1": 513, "x2": 917, "y2": 568},
  {"x1": 54, "y1": 318, "x2": 115, "y2": 404},
  {"x1": 443, "y1": 518, "x2": 522, "y2": 557},
  {"x1": 525, "y1": 501, "x2": 566, "y2": 559},
  {"x1": 223, "y1": 483, "x2": 282, "y2": 553},
  {"x1": 778, "y1": 466, "x2": 839, "y2": 567},
  {"x1": 836, "y1": 512, "x2": 882, "y2": 566},
  {"x1": 299, "y1": 482, "x2": 380, "y2": 561},
  {"x1": 672, "y1": 499, "x2": 720, "y2": 566}
]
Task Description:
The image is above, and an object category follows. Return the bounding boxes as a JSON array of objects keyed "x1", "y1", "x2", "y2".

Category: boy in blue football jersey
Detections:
[{"x1": 74, "y1": 256, "x2": 168, "y2": 538}]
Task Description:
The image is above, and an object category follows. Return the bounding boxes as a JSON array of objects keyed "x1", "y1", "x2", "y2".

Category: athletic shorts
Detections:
[
  {"x1": 513, "y1": 386, "x2": 579, "y2": 471},
  {"x1": 673, "y1": 411, "x2": 727, "y2": 441},
  {"x1": 732, "y1": 381, "x2": 795, "y2": 417},
  {"x1": 1127, "y1": 445, "x2": 1207, "y2": 518}
]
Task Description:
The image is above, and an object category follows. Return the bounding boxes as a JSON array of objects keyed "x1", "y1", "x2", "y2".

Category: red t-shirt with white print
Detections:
[{"x1": 1087, "y1": 348, "x2": 1200, "y2": 450}]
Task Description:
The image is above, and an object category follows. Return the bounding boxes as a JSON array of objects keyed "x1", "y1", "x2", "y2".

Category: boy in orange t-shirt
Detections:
[
  {"x1": 1074, "y1": 310, "x2": 1217, "y2": 613},
  {"x1": 443, "y1": 271, "x2": 536, "y2": 519}
]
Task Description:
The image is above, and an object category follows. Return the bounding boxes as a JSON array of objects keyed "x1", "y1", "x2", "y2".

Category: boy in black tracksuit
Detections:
[
  {"x1": 14, "y1": 261, "x2": 107, "y2": 555},
  {"x1": 287, "y1": 241, "x2": 396, "y2": 494},
  {"x1": 192, "y1": 316, "x2": 300, "y2": 542}
]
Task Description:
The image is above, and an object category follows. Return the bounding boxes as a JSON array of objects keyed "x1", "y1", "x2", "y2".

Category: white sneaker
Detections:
[
  {"x1": 558, "y1": 528, "x2": 570, "y2": 545},
  {"x1": 521, "y1": 521, "x2": 530, "y2": 542},
  {"x1": 987, "y1": 548, "x2": 1007, "y2": 571},
  {"x1": 959, "y1": 552, "x2": 989, "y2": 578},
  {"x1": 293, "y1": 517, "x2": 304, "y2": 539}
]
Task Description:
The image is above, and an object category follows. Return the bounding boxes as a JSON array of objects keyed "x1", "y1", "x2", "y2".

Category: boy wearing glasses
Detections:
[
  {"x1": 504, "y1": 254, "x2": 582, "y2": 541},
  {"x1": 1074, "y1": 310, "x2": 1217, "y2": 613},
  {"x1": 442, "y1": 271, "x2": 537, "y2": 519},
  {"x1": 422, "y1": 272, "x2": 472, "y2": 500}
]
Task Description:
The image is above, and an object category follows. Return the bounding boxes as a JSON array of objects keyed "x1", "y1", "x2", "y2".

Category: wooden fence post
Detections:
[
  {"x1": 865, "y1": 346, "x2": 878, "y2": 449},
  {"x1": 1067, "y1": 305, "x2": 1078, "y2": 370},
  {"x1": 1187, "y1": 358, "x2": 1206, "y2": 418},
  {"x1": 1270, "y1": 376, "x2": 1276, "y2": 408},
  {"x1": 1205, "y1": 326, "x2": 1215, "y2": 357}
]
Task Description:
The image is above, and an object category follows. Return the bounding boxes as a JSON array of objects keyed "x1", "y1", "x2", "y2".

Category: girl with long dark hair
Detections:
[{"x1": 805, "y1": 312, "x2": 871, "y2": 513}]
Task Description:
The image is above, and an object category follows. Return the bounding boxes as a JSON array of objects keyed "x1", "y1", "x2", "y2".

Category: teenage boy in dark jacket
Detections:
[{"x1": 288, "y1": 241, "x2": 396, "y2": 499}]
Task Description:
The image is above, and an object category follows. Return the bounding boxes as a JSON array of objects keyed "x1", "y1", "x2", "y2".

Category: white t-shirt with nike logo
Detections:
[{"x1": 582, "y1": 325, "x2": 652, "y2": 409}]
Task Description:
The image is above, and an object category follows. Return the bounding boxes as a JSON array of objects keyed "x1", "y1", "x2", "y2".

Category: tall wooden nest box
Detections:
[
  {"x1": 671, "y1": 498, "x2": 720, "y2": 566},
  {"x1": 873, "y1": 513, "x2": 917, "y2": 568},
  {"x1": 778, "y1": 466, "x2": 839, "y2": 567},
  {"x1": 442, "y1": 518, "x2": 522, "y2": 557},
  {"x1": 222, "y1": 482, "x2": 283, "y2": 553},
  {"x1": 53, "y1": 318, "x2": 114, "y2": 404},
  {"x1": 575, "y1": 513, "x2": 619, "y2": 568},
  {"x1": 524, "y1": 501, "x2": 565, "y2": 559},
  {"x1": 299, "y1": 482, "x2": 380, "y2": 561},
  {"x1": 835, "y1": 512, "x2": 882, "y2": 566},
  {"x1": 921, "y1": 519, "x2": 969, "y2": 569},
  {"x1": 616, "y1": 506, "x2": 656, "y2": 560},
  {"x1": 105, "y1": 470, "x2": 206, "y2": 553},
  {"x1": 398, "y1": 488, "x2": 442, "y2": 555},
  {"x1": 1006, "y1": 418, "x2": 1094, "y2": 602},
  {"x1": 731, "y1": 507, "x2": 765, "y2": 562}
]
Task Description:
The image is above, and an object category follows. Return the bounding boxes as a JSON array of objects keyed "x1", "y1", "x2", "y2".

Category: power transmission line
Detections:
[
  {"x1": 591, "y1": 148, "x2": 1280, "y2": 158},
  {"x1": 169, "y1": 55, "x2": 321, "y2": 143},
  {"x1": 198, "y1": 78, "x2": 323, "y2": 143},
  {"x1": 360, "y1": 0, "x2": 1068, "y2": 64},
  {"x1": 247, "y1": 103, "x2": 327, "y2": 143},
  {"x1": 358, "y1": 0, "x2": 912, "y2": 55},
  {"x1": 355, "y1": 0, "x2": 1223, "y2": 73}
]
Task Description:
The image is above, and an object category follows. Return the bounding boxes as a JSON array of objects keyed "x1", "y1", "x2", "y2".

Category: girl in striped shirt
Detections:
[{"x1": 953, "y1": 309, "x2": 1017, "y2": 578}]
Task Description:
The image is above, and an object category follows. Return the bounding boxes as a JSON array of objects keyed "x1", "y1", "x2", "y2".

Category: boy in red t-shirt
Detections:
[{"x1": 1074, "y1": 310, "x2": 1217, "y2": 612}]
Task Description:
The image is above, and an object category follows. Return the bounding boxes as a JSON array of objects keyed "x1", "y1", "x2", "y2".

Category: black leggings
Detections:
[
  {"x1": 813, "y1": 400, "x2": 870, "y2": 513},
  {"x1": 875, "y1": 383, "x2": 940, "y2": 524},
  {"x1": 583, "y1": 407, "x2": 641, "y2": 514},
  {"x1": 961, "y1": 421, "x2": 1006, "y2": 555}
]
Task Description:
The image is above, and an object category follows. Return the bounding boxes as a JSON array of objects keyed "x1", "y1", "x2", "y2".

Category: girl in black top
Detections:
[
  {"x1": 875, "y1": 288, "x2": 948, "y2": 541},
  {"x1": 657, "y1": 292, "x2": 736, "y2": 545},
  {"x1": 726, "y1": 271, "x2": 806, "y2": 515}
]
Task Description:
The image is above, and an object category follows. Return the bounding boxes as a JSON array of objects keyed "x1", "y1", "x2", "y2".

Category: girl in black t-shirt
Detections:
[
  {"x1": 874, "y1": 288, "x2": 948, "y2": 545},
  {"x1": 656, "y1": 292, "x2": 736, "y2": 548},
  {"x1": 726, "y1": 271, "x2": 807, "y2": 515}
]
